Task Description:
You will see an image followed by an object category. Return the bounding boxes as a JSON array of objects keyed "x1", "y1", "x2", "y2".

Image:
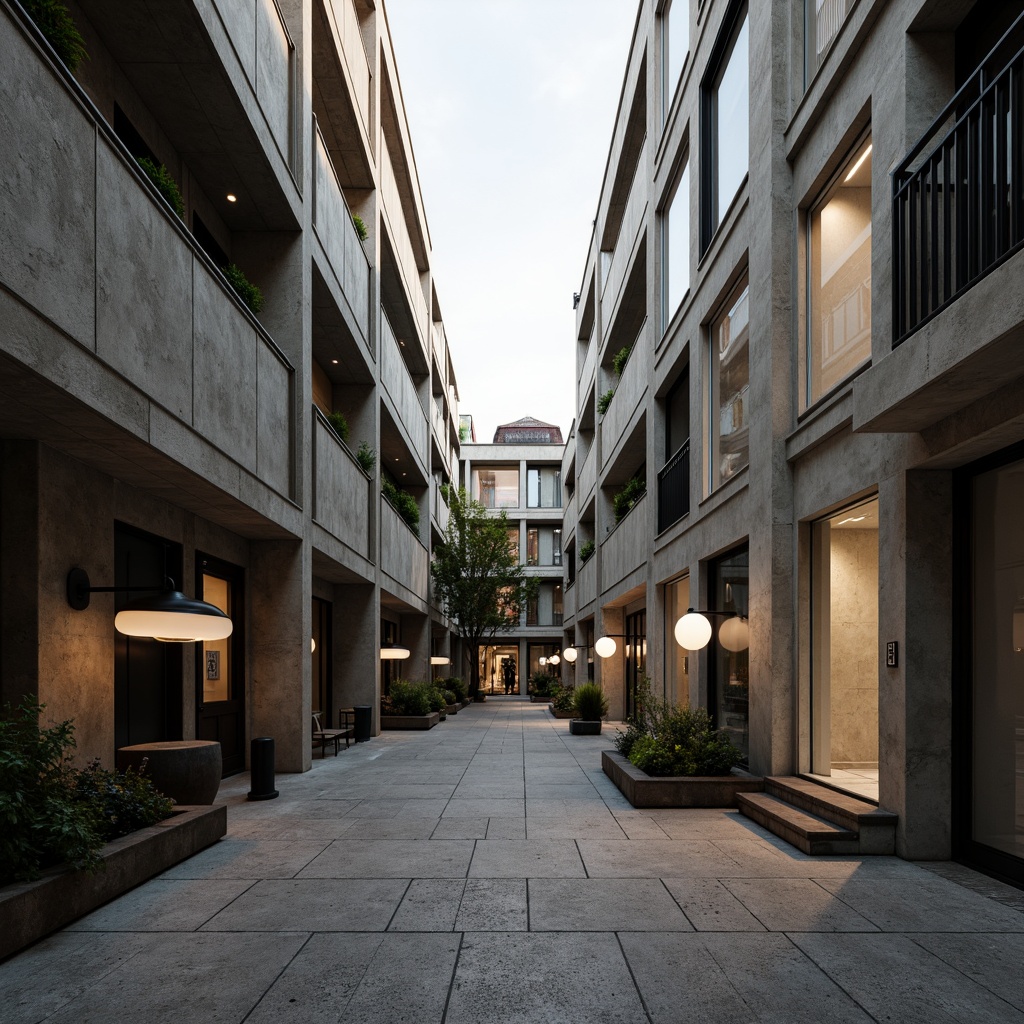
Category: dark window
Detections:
[
  {"x1": 709, "y1": 546, "x2": 749, "y2": 765},
  {"x1": 113, "y1": 104, "x2": 155, "y2": 163},
  {"x1": 193, "y1": 214, "x2": 230, "y2": 270}
]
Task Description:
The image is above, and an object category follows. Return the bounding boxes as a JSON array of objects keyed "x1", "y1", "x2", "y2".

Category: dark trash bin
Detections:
[
  {"x1": 353, "y1": 705, "x2": 372, "y2": 743},
  {"x1": 248, "y1": 736, "x2": 279, "y2": 800}
]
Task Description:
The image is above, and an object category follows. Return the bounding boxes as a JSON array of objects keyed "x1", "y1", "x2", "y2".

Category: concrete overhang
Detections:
[{"x1": 853, "y1": 247, "x2": 1024, "y2": 434}]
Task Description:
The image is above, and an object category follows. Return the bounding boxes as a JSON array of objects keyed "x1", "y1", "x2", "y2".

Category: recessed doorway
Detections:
[{"x1": 808, "y1": 497, "x2": 879, "y2": 802}]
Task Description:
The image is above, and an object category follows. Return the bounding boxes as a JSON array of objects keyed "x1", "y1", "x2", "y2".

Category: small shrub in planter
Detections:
[
  {"x1": 136, "y1": 157, "x2": 184, "y2": 218},
  {"x1": 22, "y1": 0, "x2": 88, "y2": 72},
  {"x1": 550, "y1": 686, "x2": 575, "y2": 713},
  {"x1": 221, "y1": 264, "x2": 264, "y2": 315},
  {"x1": 579, "y1": 540, "x2": 595, "y2": 564},
  {"x1": 530, "y1": 672, "x2": 553, "y2": 700},
  {"x1": 598, "y1": 389, "x2": 614, "y2": 415},
  {"x1": 613, "y1": 476, "x2": 646, "y2": 522},
  {"x1": 326, "y1": 410, "x2": 349, "y2": 443},
  {"x1": 352, "y1": 214, "x2": 368, "y2": 241},
  {"x1": 441, "y1": 677, "x2": 466, "y2": 702},
  {"x1": 572, "y1": 683, "x2": 608, "y2": 721},
  {"x1": 382, "y1": 680, "x2": 434, "y2": 717},
  {"x1": 356, "y1": 442, "x2": 376, "y2": 475},
  {"x1": 612, "y1": 344, "x2": 632, "y2": 378},
  {"x1": 74, "y1": 759, "x2": 175, "y2": 841},
  {"x1": 382, "y1": 480, "x2": 419, "y2": 530}
]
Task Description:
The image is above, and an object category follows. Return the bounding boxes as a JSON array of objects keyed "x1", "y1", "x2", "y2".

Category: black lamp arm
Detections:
[
  {"x1": 67, "y1": 568, "x2": 177, "y2": 611},
  {"x1": 686, "y1": 608, "x2": 747, "y2": 619}
]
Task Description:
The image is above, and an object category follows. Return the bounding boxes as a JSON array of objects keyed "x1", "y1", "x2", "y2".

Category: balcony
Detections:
[
  {"x1": 578, "y1": 444, "x2": 596, "y2": 506},
  {"x1": 381, "y1": 312, "x2": 428, "y2": 466},
  {"x1": 602, "y1": 495, "x2": 648, "y2": 591},
  {"x1": 381, "y1": 497, "x2": 429, "y2": 597},
  {"x1": 601, "y1": 144, "x2": 647, "y2": 327},
  {"x1": 578, "y1": 331, "x2": 596, "y2": 412},
  {"x1": 600, "y1": 321, "x2": 647, "y2": 467},
  {"x1": 325, "y1": 0, "x2": 370, "y2": 131},
  {"x1": 576, "y1": 552, "x2": 597, "y2": 612},
  {"x1": 312, "y1": 408, "x2": 371, "y2": 558},
  {"x1": 658, "y1": 439, "x2": 689, "y2": 533},
  {"x1": 313, "y1": 119, "x2": 371, "y2": 340},
  {"x1": 431, "y1": 480, "x2": 450, "y2": 536}
]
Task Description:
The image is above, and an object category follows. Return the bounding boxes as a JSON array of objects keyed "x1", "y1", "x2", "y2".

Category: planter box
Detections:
[
  {"x1": 602, "y1": 750, "x2": 764, "y2": 808},
  {"x1": 570, "y1": 719, "x2": 602, "y2": 735},
  {"x1": 380, "y1": 712, "x2": 440, "y2": 730},
  {"x1": 0, "y1": 804, "x2": 226, "y2": 961},
  {"x1": 550, "y1": 707, "x2": 576, "y2": 720},
  {"x1": 446, "y1": 703, "x2": 460, "y2": 716},
  {"x1": 461, "y1": 700, "x2": 472, "y2": 709}
]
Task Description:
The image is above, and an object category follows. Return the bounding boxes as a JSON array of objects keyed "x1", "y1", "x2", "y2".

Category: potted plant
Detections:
[
  {"x1": 380, "y1": 681, "x2": 440, "y2": 730},
  {"x1": 579, "y1": 539, "x2": 595, "y2": 564},
  {"x1": 549, "y1": 685, "x2": 576, "y2": 719},
  {"x1": 612, "y1": 476, "x2": 646, "y2": 522},
  {"x1": 569, "y1": 682, "x2": 608, "y2": 735},
  {"x1": 356, "y1": 442, "x2": 376, "y2": 475}
]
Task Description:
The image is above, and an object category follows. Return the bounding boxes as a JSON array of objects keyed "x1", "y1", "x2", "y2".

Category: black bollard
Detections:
[
  {"x1": 247, "y1": 736, "x2": 279, "y2": 800},
  {"x1": 353, "y1": 705, "x2": 372, "y2": 743}
]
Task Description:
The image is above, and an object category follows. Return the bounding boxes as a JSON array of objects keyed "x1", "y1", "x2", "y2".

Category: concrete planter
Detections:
[
  {"x1": 380, "y1": 712, "x2": 440, "y2": 730},
  {"x1": 550, "y1": 707, "x2": 576, "y2": 720},
  {"x1": 0, "y1": 804, "x2": 226, "y2": 961},
  {"x1": 569, "y1": 719, "x2": 602, "y2": 735},
  {"x1": 461, "y1": 700, "x2": 472, "y2": 709},
  {"x1": 446, "y1": 703, "x2": 460, "y2": 716},
  {"x1": 602, "y1": 750, "x2": 764, "y2": 808}
]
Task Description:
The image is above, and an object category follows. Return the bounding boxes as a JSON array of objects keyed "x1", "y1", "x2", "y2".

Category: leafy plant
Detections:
[
  {"x1": 598, "y1": 389, "x2": 615, "y2": 415},
  {"x1": 439, "y1": 676, "x2": 466, "y2": 702},
  {"x1": 22, "y1": 0, "x2": 88, "y2": 72},
  {"x1": 382, "y1": 680, "x2": 434, "y2": 716},
  {"x1": 551, "y1": 686, "x2": 575, "y2": 713},
  {"x1": 572, "y1": 682, "x2": 608, "y2": 721},
  {"x1": 74, "y1": 759, "x2": 174, "y2": 841},
  {"x1": 458, "y1": 423, "x2": 469, "y2": 442},
  {"x1": 326, "y1": 410, "x2": 349, "y2": 443},
  {"x1": 382, "y1": 479, "x2": 419, "y2": 530},
  {"x1": 352, "y1": 214, "x2": 368, "y2": 241},
  {"x1": 221, "y1": 264, "x2": 264, "y2": 315},
  {"x1": 612, "y1": 344, "x2": 632, "y2": 378},
  {"x1": 579, "y1": 539, "x2": 595, "y2": 563},
  {"x1": 356, "y1": 442, "x2": 376, "y2": 474},
  {"x1": 613, "y1": 475, "x2": 646, "y2": 522},
  {"x1": 530, "y1": 672, "x2": 554, "y2": 699},
  {"x1": 136, "y1": 157, "x2": 184, "y2": 218}
]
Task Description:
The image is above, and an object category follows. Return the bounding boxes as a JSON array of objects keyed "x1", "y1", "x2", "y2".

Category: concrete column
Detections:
[
  {"x1": 599, "y1": 606, "x2": 625, "y2": 719},
  {"x1": 333, "y1": 582, "x2": 378, "y2": 734},
  {"x1": 250, "y1": 538, "x2": 310, "y2": 772},
  {"x1": 402, "y1": 612, "x2": 431, "y2": 682}
]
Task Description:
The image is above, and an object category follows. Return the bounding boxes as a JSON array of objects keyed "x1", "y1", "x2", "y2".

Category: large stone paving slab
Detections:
[
  {"x1": 160, "y1": 838, "x2": 331, "y2": 879},
  {"x1": 912, "y1": 932, "x2": 1024, "y2": 1011},
  {"x1": 469, "y1": 839, "x2": 586, "y2": 878},
  {"x1": 298, "y1": 839, "x2": 474, "y2": 878},
  {"x1": 578, "y1": 838, "x2": 730, "y2": 877},
  {"x1": 529, "y1": 878, "x2": 693, "y2": 931},
  {"x1": 721, "y1": 877, "x2": 879, "y2": 932},
  {"x1": 455, "y1": 878, "x2": 528, "y2": 931}
]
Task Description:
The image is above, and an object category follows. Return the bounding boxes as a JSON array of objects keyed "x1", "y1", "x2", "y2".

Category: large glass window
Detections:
[
  {"x1": 528, "y1": 582, "x2": 564, "y2": 627},
  {"x1": 473, "y1": 467, "x2": 519, "y2": 508},
  {"x1": 527, "y1": 466, "x2": 561, "y2": 508},
  {"x1": 661, "y1": 0, "x2": 689, "y2": 121},
  {"x1": 707, "y1": 273, "x2": 750, "y2": 492},
  {"x1": 710, "y1": 546, "x2": 749, "y2": 764},
  {"x1": 702, "y1": 5, "x2": 748, "y2": 250},
  {"x1": 806, "y1": 0, "x2": 853, "y2": 84},
  {"x1": 527, "y1": 525, "x2": 563, "y2": 566},
  {"x1": 664, "y1": 576, "x2": 690, "y2": 707},
  {"x1": 662, "y1": 162, "x2": 690, "y2": 329},
  {"x1": 805, "y1": 136, "x2": 872, "y2": 407}
]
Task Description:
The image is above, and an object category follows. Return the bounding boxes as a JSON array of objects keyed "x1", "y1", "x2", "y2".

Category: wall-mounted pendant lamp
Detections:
[
  {"x1": 594, "y1": 635, "x2": 618, "y2": 658},
  {"x1": 562, "y1": 647, "x2": 578, "y2": 663},
  {"x1": 66, "y1": 568, "x2": 232, "y2": 642},
  {"x1": 674, "y1": 608, "x2": 749, "y2": 652},
  {"x1": 548, "y1": 653, "x2": 561, "y2": 666},
  {"x1": 380, "y1": 644, "x2": 411, "y2": 660},
  {"x1": 430, "y1": 656, "x2": 451, "y2": 666}
]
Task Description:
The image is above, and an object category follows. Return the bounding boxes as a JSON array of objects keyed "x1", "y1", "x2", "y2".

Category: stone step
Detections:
[{"x1": 737, "y1": 791, "x2": 860, "y2": 856}]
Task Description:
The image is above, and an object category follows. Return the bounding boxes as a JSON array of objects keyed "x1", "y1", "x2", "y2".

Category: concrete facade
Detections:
[
  {"x1": 563, "y1": 0, "x2": 1024, "y2": 876},
  {"x1": 0, "y1": 0, "x2": 461, "y2": 772}
]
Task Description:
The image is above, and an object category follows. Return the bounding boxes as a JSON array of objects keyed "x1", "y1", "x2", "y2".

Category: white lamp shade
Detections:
[
  {"x1": 380, "y1": 646, "x2": 411, "y2": 660},
  {"x1": 563, "y1": 647, "x2": 578, "y2": 663},
  {"x1": 594, "y1": 636, "x2": 617, "y2": 658},
  {"x1": 674, "y1": 612, "x2": 712, "y2": 650},
  {"x1": 311, "y1": 637, "x2": 316, "y2": 653},
  {"x1": 718, "y1": 616, "x2": 749, "y2": 652},
  {"x1": 539, "y1": 657, "x2": 547, "y2": 666},
  {"x1": 549, "y1": 654, "x2": 560, "y2": 665},
  {"x1": 115, "y1": 606, "x2": 233, "y2": 642},
  {"x1": 430, "y1": 656, "x2": 451, "y2": 665}
]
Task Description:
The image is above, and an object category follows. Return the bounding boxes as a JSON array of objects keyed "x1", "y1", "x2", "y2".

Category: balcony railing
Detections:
[
  {"x1": 893, "y1": 18, "x2": 1024, "y2": 346},
  {"x1": 658, "y1": 439, "x2": 690, "y2": 533}
]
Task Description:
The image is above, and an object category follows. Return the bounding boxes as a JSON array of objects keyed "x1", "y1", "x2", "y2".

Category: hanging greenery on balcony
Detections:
[
  {"x1": 136, "y1": 157, "x2": 184, "y2": 218},
  {"x1": 326, "y1": 410, "x2": 349, "y2": 443},
  {"x1": 21, "y1": 0, "x2": 88, "y2": 72},
  {"x1": 612, "y1": 344, "x2": 632, "y2": 378},
  {"x1": 612, "y1": 475, "x2": 646, "y2": 523},
  {"x1": 356, "y1": 442, "x2": 376, "y2": 475},
  {"x1": 598, "y1": 389, "x2": 615, "y2": 415},
  {"x1": 352, "y1": 214, "x2": 368, "y2": 241},
  {"x1": 221, "y1": 264, "x2": 264, "y2": 315},
  {"x1": 579, "y1": 539, "x2": 595, "y2": 563},
  {"x1": 383, "y1": 479, "x2": 419, "y2": 530}
]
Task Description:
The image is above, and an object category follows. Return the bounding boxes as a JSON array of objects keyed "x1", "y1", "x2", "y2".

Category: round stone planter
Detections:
[{"x1": 116, "y1": 740, "x2": 222, "y2": 805}]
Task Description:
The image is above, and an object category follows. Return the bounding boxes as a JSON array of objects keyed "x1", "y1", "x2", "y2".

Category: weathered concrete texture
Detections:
[{"x1": 1, "y1": 702, "x2": 1022, "y2": 1024}]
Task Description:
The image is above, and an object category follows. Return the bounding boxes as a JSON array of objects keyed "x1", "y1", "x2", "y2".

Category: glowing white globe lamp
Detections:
[
  {"x1": 674, "y1": 611, "x2": 713, "y2": 651},
  {"x1": 594, "y1": 635, "x2": 617, "y2": 658}
]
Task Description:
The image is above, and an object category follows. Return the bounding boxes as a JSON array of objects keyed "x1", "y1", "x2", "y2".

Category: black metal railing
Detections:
[
  {"x1": 893, "y1": 16, "x2": 1024, "y2": 346},
  {"x1": 658, "y1": 439, "x2": 689, "y2": 533}
]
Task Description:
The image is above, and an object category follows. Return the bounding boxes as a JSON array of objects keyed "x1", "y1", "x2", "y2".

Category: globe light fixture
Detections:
[
  {"x1": 674, "y1": 611, "x2": 713, "y2": 651},
  {"x1": 549, "y1": 653, "x2": 560, "y2": 666},
  {"x1": 594, "y1": 635, "x2": 617, "y2": 658},
  {"x1": 562, "y1": 647, "x2": 578, "y2": 663},
  {"x1": 718, "y1": 615, "x2": 750, "y2": 652}
]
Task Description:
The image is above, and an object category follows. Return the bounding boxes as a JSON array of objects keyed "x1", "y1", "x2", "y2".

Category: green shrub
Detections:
[
  {"x1": 221, "y1": 264, "x2": 264, "y2": 315},
  {"x1": 598, "y1": 389, "x2": 615, "y2": 415},
  {"x1": 352, "y1": 214, "x2": 368, "y2": 241},
  {"x1": 442, "y1": 677, "x2": 466, "y2": 701},
  {"x1": 356, "y1": 442, "x2": 376, "y2": 474},
  {"x1": 441, "y1": 689, "x2": 457, "y2": 706},
  {"x1": 612, "y1": 344, "x2": 632, "y2": 378},
  {"x1": 579, "y1": 539, "x2": 595, "y2": 563},
  {"x1": 427, "y1": 687, "x2": 448, "y2": 713},
  {"x1": 530, "y1": 672, "x2": 553, "y2": 699},
  {"x1": 628, "y1": 735, "x2": 683, "y2": 776},
  {"x1": 326, "y1": 410, "x2": 349, "y2": 443},
  {"x1": 572, "y1": 682, "x2": 608, "y2": 721},
  {"x1": 613, "y1": 475, "x2": 646, "y2": 522},
  {"x1": 73, "y1": 759, "x2": 174, "y2": 841},
  {"x1": 613, "y1": 719, "x2": 645, "y2": 759},
  {"x1": 135, "y1": 157, "x2": 184, "y2": 218},
  {"x1": 383, "y1": 680, "x2": 434, "y2": 716},
  {"x1": 382, "y1": 479, "x2": 419, "y2": 530},
  {"x1": 22, "y1": 0, "x2": 88, "y2": 72},
  {"x1": 551, "y1": 686, "x2": 575, "y2": 713}
]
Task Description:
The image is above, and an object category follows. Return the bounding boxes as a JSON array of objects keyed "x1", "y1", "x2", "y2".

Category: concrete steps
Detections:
[{"x1": 737, "y1": 776, "x2": 897, "y2": 856}]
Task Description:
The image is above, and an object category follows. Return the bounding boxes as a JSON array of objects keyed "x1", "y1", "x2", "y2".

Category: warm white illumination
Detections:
[
  {"x1": 549, "y1": 654, "x2": 560, "y2": 666},
  {"x1": 844, "y1": 144, "x2": 872, "y2": 182},
  {"x1": 1014, "y1": 598, "x2": 1024, "y2": 653},
  {"x1": 837, "y1": 515, "x2": 867, "y2": 525},
  {"x1": 594, "y1": 636, "x2": 617, "y2": 658},
  {"x1": 331, "y1": 359, "x2": 339, "y2": 364},
  {"x1": 539, "y1": 657, "x2": 547, "y2": 666},
  {"x1": 674, "y1": 611, "x2": 712, "y2": 651},
  {"x1": 718, "y1": 616, "x2": 750, "y2": 652},
  {"x1": 311, "y1": 637, "x2": 316, "y2": 653},
  {"x1": 380, "y1": 646, "x2": 410, "y2": 660},
  {"x1": 430, "y1": 656, "x2": 450, "y2": 666},
  {"x1": 562, "y1": 647, "x2": 578, "y2": 663},
  {"x1": 226, "y1": 194, "x2": 237, "y2": 203},
  {"x1": 115, "y1": 607, "x2": 232, "y2": 643}
]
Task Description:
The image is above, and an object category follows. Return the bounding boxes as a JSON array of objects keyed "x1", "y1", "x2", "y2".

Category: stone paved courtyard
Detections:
[{"x1": 3, "y1": 699, "x2": 1024, "y2": 1023}]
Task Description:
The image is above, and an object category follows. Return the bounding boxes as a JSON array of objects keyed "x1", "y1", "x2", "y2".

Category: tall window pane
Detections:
[
  {"x1": 708, "y1": 273, "x2": 749, "y2": 491},
  {"x1": 663, "y1": 163, "x2": 690, "y2": 327},
  {"x1": 662, "y1": 0, "x2": 689, "y2": 121},
  {"x1": 473, "y1": 468, "x2": 519, "y2": 508},
  {"x1": 710, "y1": 547, "x2": 749, "y2": 764},
  {"x1": 806, "y1": 137, "x2": 872, "y2": 406},
  {"x1": 527, "y1": 466, "x2": 561, "y2": 508},
  {"x1": 806, "y1": 0, "x2": 853, "y2": 84},
  {"x1": 715, "y1": 15, "x2": 748, "y2": 224}
]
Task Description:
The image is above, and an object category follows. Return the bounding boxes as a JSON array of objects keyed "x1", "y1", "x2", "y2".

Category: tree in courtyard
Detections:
[{"x1": 430, "y1": 486, "x2": 537, "y2": 700}]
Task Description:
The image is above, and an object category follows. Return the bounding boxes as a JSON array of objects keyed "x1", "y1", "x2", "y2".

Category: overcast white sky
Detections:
[{"x1": 383, "y1": 0, "x2": 639, "y2": 443}]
